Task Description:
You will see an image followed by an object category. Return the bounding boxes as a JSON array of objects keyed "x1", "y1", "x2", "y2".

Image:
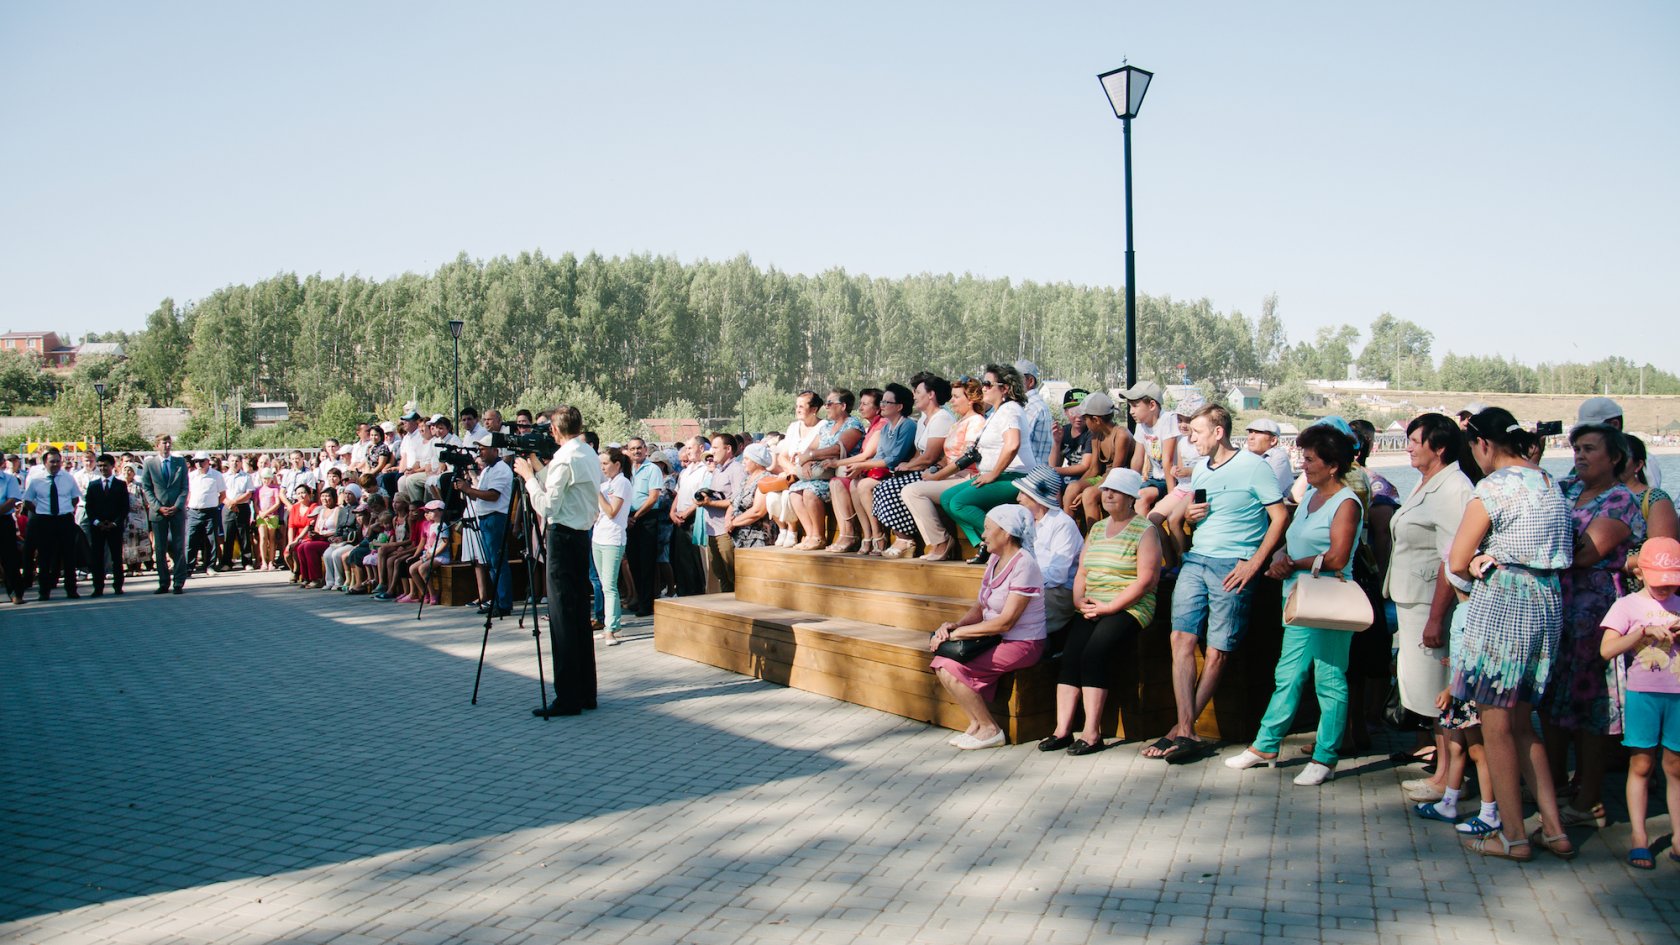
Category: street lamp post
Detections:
[
  {"x1": 93, "y1": 382, "x2": 107, "y2": 452},
  {"x1": 1097, "y1": 63, "x2": 1153, "y2": 401},
  {"x1": 737, "y1": 371, "x2": 750, "y2": 433},
  {"x1": 448, "y1": 319, "x2": 464, "y2": 433}
]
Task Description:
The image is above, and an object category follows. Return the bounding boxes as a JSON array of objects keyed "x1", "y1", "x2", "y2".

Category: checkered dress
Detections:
[{"x1": 1450, "y1": 466, "x2": 1573, "y2": 708}]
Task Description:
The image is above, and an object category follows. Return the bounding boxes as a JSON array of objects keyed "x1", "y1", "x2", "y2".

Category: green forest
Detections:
[{"x1": 7, "y1": 250, "x2": 1679, "y2": 449}]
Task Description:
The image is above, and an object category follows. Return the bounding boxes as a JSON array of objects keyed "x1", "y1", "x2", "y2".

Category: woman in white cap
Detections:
[
  {"x1": 1040, "y1": 468, "x2": 1161, "y2": 755},
  {"x1": 724, "y1": 442, "x2": 775, "y2": 549},
  {"x1": 927, "y1": 504, "x2": 1049, "y2": 749}
]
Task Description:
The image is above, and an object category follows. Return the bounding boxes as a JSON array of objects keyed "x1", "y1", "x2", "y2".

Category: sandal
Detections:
[
  {"x1": 1161, "y1": 736, "x2": 1206, "y2": 764},
  {"x1": 825, "y1": 533, "x2": 859, "y2": 554},
  {"x1": 920, "y1": 542, "x2": 955, "y2": 562},
  {"x1": 1455, "y1": 817, "x2": 1500, "y2": 837},
  {"x1": 1628, "y1": 847, "x2": 1655, "y2": 870},
  {"x1": 1462, "y1": 832, "x2": 1532, "y2": 861},
  {"x1": 794, "y1": 536, "x2": 826, "y2": 551},
  {"x1": 863, "y1": 537, "x2": 884, "y2": 556},
  {"x1": 882, "y1": 539, "x2": 917, "y2": 559},
  {"x1": 1141, "y1": 736, "x2": 1176, "y2": 759},
  {"x1": 1557, "y1": 803, "x2": 1604, "y2": 828},
  {"x1": 1529, "y1": 827, "x2": 1578, "y2": 860}
]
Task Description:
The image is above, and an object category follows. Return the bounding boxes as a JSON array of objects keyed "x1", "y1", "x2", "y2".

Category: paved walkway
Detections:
[{"x1": 1, "y1": 571, "x2": 1673, "y2": 945}]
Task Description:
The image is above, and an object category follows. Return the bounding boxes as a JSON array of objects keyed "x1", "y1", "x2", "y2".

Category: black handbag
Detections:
[{"x1": 933, "y1": 634, "x2": 1001, "y2": 661}]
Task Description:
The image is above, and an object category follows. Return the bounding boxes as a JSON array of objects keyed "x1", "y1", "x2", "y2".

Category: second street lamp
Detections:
[
  {"x1": 1097, "y1": 62, "x2": 1152, "y2": 404},
  {"x1": 93, "y1": 382, "x2": 107, "y2": 452},
  {"x1": 448, "y1": 319, "x2": 465, "y2": 433},
  {"x1": 737, "y1": 371, "x2": 750, "y2": 433}
]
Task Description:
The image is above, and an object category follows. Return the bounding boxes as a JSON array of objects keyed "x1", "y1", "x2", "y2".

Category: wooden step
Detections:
[
  {"x1": 732, "y1": 574, "x2": 970, "y2": 633},
  {"x1": 734, "y1": 546, "x2": 982, "y2": 600}
]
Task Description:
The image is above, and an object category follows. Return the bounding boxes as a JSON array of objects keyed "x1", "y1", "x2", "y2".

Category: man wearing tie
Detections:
[
  {"x1": 140, "y1": 434, "x2": 190, "y2": 594},
  {"x1": 21, "y1": 447, "x2": 82, "y2": 601},
  {"x1": 83, "y1": 453, "x2": 130, "y2": 596}
]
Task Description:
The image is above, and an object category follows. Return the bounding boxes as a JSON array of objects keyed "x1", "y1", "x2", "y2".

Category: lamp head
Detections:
[
  {"x1": 1097, "y1": 64, "x2": 1152, "y2": 120},
  {"x1": 447, "y1": 319, "x2": 464, "y2": 340},
  {"x1": 94, "y1": 382, "x2": 107, "y2": 397}
]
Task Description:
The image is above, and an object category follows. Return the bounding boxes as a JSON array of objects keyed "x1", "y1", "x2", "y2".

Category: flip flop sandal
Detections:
[
  {"x1": 1141, "y1": 736, "x2": 1175, "y2": 759},
  {"x1": 1413, "y1": 803, "x2": 1460, "y2": 824},
  {"x1": 1162, "y1": 736, "x2": 1206, "y2": 764},
  {"x1": 1455, "y1": 818, "x2": 1501, "y2": 837},
  {"x1": 1628, "y1": 847, "x2": 1655, "y2": 870}
]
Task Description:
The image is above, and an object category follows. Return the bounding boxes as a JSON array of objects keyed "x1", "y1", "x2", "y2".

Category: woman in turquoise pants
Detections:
[
  {"x1": 938, "y1": 363, "x2": 1034, "y2": 565},
  {"x1": 1226, "y1": 421, "x2": 1364, "y2": 786}
]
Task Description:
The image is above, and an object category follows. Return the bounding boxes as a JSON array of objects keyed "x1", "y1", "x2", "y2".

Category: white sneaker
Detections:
[
  {"x1": 1401, "y1": 777, "x2": 1439, "y2": 792},
  {"x1": 1294, "y1": 761, "x2": 1335, "y2": 786}
]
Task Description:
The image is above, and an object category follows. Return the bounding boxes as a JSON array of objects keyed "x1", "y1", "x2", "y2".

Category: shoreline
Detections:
[{"x1": 1365, "y1": 442, "x2": 1680, "y2": 469}]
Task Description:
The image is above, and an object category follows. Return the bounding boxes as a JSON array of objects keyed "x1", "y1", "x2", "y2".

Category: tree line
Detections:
[{"x1": 6, "y1": 250, "x2": 1677, "y2": 449}]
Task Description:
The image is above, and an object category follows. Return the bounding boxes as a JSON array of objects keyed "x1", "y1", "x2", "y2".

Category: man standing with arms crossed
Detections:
[
  {"x1": 623, "y1": 436, "x2": 665, "y2": 617},
  {"x1": 515, "y1": 405, "x2": 602, "y2": 718},
  {"x1": 141, "y1": 434, "x2": 190, "y2": 594},
  {"x1": 1143, "y1": 403, "x2": 1288, "y2": 762}
]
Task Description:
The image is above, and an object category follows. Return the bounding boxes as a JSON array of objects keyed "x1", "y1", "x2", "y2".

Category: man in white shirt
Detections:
[
  {"x1": 396, "y1": 411, "x2": 432, "y2": 503},
  {"x1": 422, "y1": 416, "x2": 464, "y2": 500},
  {"x1": 457, "y1": 434, "x2": 514, "y2": 616},
  {"x1": 279, "y1": 451, "x2": 317, "y2": 506},
  {"x1": 22, "y1": 447, "x2": 83, "y2": 600},
  {"x1": 1123, "y1": 380, "x2": 1179, "y2": 516},
  {"x1": 1244, "y1": 418, "x2": 1296, "y2": 498},
  {"x1": 1013, "y1": 465, "x2": 1083, "y2": 635},
  {"x1": 458, "y1": 406, "x2": 488, "y2": 445},
  {"x1": 668, "y1": 437, "x2": 711, "y2": 596},
  {"x1": 185, "y1": 452, "x2": 226, "y2": 575},
  {"x1": 349, "y1": 423, "x2": 373, "y2": 473},
  {"x1": 220, "y1": 454, "x2": 257, "y2": 570}
]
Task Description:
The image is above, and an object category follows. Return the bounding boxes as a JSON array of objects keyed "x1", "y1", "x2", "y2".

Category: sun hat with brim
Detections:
[
  {"x1": 1174, "y1": 391, "x2": 1207, "y2": 417},
  {"x1": 1577, "y1": 396, "x2": 1623, "y2": 428},
  {"x1": 1081, "y1": 391, "x2": 1117, "y2": 418},
  {"x1": 1121, "y1": 380, "x2": 1165, "y2": 403},
  {"x1": 1012, "y1": 465, "x2": 1064, "y2": 508},
  {"x1": 1639, "y1": 537, "x2": 1680, "y2": 587},
  {"x1": 1099, "y1": 468, "x2": 1143, "y2": 497},
  {"x1": 258, "y1": 468, "x2": 275, "y2": 480}
]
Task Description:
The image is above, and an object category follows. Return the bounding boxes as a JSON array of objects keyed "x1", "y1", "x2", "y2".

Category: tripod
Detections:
[{"x1": 469, "y1": 472, "x2": 550, "y2": 717}]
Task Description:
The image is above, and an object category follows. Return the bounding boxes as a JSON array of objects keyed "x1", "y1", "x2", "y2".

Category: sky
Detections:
[{"x1": 2, "y1": 1, "x2": 1676, "y2": 371}]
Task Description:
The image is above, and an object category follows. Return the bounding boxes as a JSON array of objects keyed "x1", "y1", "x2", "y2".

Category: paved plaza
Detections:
[{"x1": 1, "y1": 570, "x2": 1673, "y2": 945}]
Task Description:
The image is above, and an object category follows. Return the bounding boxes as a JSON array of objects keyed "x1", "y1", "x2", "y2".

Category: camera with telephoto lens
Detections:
[
  {"x1": 490, "y1": 424, "x2": 559, "y2": 461},
  {"x1": 434, "y1": 445, "x2": 478, "y2": 520}
]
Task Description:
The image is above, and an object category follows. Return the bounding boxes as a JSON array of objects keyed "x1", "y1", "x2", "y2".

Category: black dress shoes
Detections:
[
  {"x1": 154, "y1": 587, "x2": 169, "y2": 595},
  {"x1": 968, "y1": 548, "x2": 991, "y2": 566},
  {"x1": 113, "y1": 587, "x2": 124, "y2": 596},
  {"x1": 172, "y1": 587, "x2": 184, "y2": 595},
  {"x1": 91, "y1": 590, "x2": 104, "y2": 598},
  {"x1": 532, "y1": 702, "x2": 582, "y2": 718}
]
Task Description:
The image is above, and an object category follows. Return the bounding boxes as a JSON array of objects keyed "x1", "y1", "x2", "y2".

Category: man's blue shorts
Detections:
[{"x1": 1170, "y1": 552, "x2": 1254, "y2": 652}]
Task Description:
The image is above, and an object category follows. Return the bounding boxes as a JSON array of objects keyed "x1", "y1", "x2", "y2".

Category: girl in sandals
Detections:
[{"x1": 1598, "y1": 536, "x2": 1680, "y2": 870}]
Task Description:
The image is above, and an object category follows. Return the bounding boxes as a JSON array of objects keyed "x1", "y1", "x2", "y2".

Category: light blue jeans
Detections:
[{"x1": 592, "y1": 541, "x2": 626, "y2": 632}]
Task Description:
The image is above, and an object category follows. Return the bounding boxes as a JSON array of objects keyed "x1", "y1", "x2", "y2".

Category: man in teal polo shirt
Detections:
[
  {"x1": 1143, "y1": 403, "x2": 1288, "y2": 762},
  {"x1": 623, "y1": 437, "x2": 666, "y2": 617}
]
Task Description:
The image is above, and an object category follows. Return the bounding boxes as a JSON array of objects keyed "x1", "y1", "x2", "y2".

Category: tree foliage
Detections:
[{"x1": 1356, "y1": 314, "x2": 1433, "y2": 384}]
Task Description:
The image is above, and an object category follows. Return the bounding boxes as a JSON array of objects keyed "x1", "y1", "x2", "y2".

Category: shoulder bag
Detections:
[{"x1": 1283, "y1": 554, "x2": 1374, "y2": 632}]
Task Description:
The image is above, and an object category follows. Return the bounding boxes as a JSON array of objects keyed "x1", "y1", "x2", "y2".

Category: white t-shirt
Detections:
[
  {"x1": 400, "y1": 430, "x2": 428, "y2": 471},
  {"x1": 470, "y1": 460, "x2": 514, "y2": 516},
  {"x1": 187, "y1": 469, "x2": 226, "y2": 510},
  {"x1": 976, "y1": 401, "x2": 1033, "y2": 474},
  {"x1": 593, "y1": 473, "x2": 632, "y2": 546},
  {"x1": 1135, "y1": 412, "x2": 1179, "y2": 481},
  {"x1": 915, "y1": 408, "x2": 955, "y2": 453}
]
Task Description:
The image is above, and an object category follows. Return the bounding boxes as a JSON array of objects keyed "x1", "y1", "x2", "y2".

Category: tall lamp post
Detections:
[
  {"x1": 448, "y1": 319, "x2": 464, "y2": 432},
  {"x1": 1097, "y1": 63, "x2": 1152, "y2": 401},
  {"x1": 93, "y1": 382, "x2": 107, "y2": 452},
  {"x1": 737, "y1": 371, "x2": 750, "y2": 433}
]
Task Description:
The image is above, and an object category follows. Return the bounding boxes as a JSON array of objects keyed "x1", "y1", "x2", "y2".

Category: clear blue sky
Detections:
[{"x1": 2, "y1": 1, "x2": 1676, "y2": 371}]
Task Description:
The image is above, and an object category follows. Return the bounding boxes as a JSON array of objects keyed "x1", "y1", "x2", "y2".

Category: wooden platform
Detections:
[{"x1": 654, "y1": 545, "x2": 1295, "y2": 744}]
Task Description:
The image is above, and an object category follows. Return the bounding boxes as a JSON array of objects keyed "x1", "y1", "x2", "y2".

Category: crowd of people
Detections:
[{"x1": 6, "y1": 378, "x2": 1677, "y2": 869}]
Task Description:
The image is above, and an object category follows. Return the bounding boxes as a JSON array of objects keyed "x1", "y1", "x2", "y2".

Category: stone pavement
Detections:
[{"x1": 1, "y1": 571, "x2": 1673, "y2": 945}]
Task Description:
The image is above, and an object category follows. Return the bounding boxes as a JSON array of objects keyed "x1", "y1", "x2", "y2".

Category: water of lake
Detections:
[{"x1": 1375, "y1": 453, "x2": 1679, "y2": 498}]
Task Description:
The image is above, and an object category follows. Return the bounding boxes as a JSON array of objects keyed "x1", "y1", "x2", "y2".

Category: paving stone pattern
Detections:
[{"x1": 1, "y1": 571, "x2": 1674, "y2": 944}]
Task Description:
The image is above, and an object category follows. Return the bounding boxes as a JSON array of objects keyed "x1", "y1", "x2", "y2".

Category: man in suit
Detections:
[
  {"x1": 83, "y1": 453, "x2": 130, "y2": 596},
  {"x1": 21, "y1": 447, "x2": 82, "y2": 601},
  {"x1": 140, "y1": 433, "x2": 190, "y2": 594}
]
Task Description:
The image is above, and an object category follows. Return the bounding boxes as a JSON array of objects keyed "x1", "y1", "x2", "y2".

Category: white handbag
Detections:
[{"x1": 1282, "y1": 554, "x2": 1374, "y2": 632}]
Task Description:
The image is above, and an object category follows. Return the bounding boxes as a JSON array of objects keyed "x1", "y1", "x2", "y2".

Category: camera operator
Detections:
[
  {"x1": 456, "y1": 435, "x2": 514, "y2": 617},
  {"x1": 515, "y1": 405, "x2": 602, "y2": 718}
]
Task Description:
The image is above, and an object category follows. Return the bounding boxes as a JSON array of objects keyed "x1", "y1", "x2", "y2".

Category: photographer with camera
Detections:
[
  {"x1": 455, "y1": 435, "x2": 514, "y2": 617},
  {"x1": 515, "y1": 405, "x2": 602, "y2": 718}
]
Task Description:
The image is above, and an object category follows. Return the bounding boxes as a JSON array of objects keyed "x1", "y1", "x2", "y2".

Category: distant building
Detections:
[
  {"x1": 1227, "y1": 385, "x2": 1263, "y2": 411},
  {"x1": 0, "y1": 331, "x2": 127, "y2": 371},
  {"x1": 249, "y1": 402, "x2": 291, "y2": 427}
]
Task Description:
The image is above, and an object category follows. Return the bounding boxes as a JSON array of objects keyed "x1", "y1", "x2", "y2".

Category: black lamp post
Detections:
[
  {"x1": 737, "y1": 371, "x2": 750, "y2": 433},
  {"x1": 93, "y1": 382, "x2": 107, "y2": 451},
  {"x1": 448, "y1": 319, "x2": 464, "y2": 433},
  {"x1": 1097, "y1": 63, "x2": 1152, "y2": 400}
]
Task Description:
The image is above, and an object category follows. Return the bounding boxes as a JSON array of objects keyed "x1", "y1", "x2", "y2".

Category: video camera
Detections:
[
  {"x1": 434, "y1": 445, "x2": 479, "y2": 520},
  {"x1": 491, "y1": 424, "x2": 559, "y2": 461}
]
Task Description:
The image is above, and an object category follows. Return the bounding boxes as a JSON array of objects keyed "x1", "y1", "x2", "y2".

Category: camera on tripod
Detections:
[
  {"x1": 491, "y1": 424, "x2": 559, "y2": 461},
  {"x1": 435, "y1": 445, "x2": 478, "y2": 520}
]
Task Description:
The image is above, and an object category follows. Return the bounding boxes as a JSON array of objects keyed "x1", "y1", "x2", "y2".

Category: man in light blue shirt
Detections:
[
  {"x1": 624, "y1": 437, "x2": 667, "y2": 618},
  {"x1": 1015, "y1": 360, "x2": 1055, "y2": 475},
  {"x1": 1143, "y1": 404, "x2": 1287, "y2": 762}
]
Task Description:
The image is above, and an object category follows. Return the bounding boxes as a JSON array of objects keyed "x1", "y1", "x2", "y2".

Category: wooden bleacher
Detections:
[{"x1": 654, "y1": 544, "x2": 1293, "y2": 744}]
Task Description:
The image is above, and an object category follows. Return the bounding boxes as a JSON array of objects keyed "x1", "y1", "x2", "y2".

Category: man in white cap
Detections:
[
  {"x1": 1014, "y1": 360, "x2": 1055, "y2": 477},
  {"x1": 1578, "y1": 396, "x2": 1659, "y2": 489},
  {"x1": 395, "y1": 409, "x2": 429, "y2": 502},
  {"x1": 455, "y1": 433, "x2": 514, "y2": 616},
  {"x1": 184, "y1": 451, "x2": 226, "y2": 575},
  {"x1": 1244, "y1": 418, "x2": 1295, "y2": 497}
]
